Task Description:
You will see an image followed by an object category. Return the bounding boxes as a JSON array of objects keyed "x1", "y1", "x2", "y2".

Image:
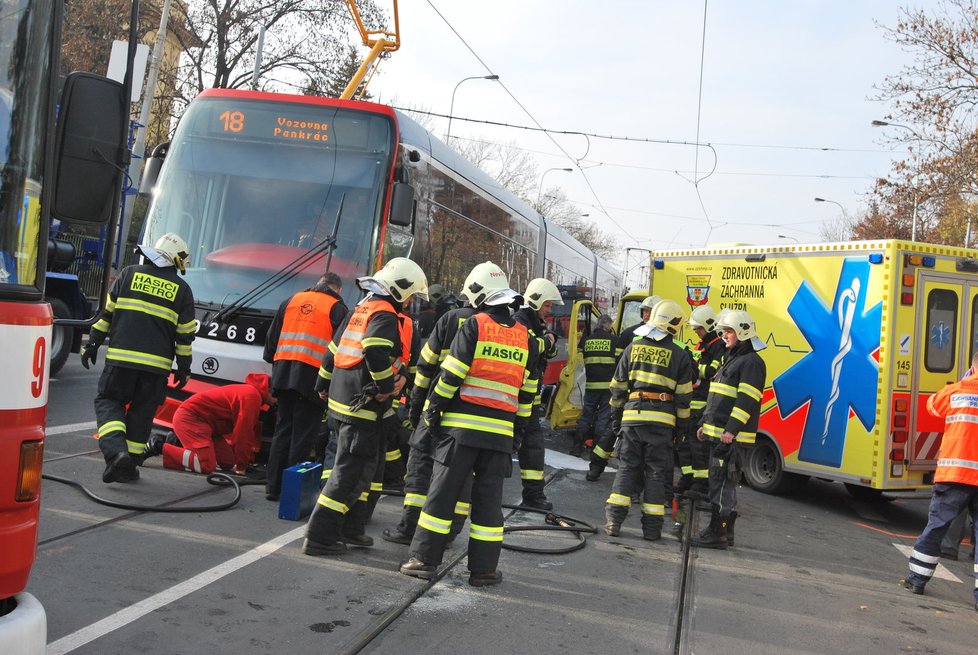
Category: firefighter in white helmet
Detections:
[
  {"x1": 382, "y1": 262, "x2": 498, "y2": 546},
  {"x1": 400, "y1": 264, "x2": 539, "y2": 586},
  {"x1": 302, "y1": 257, "x2": 425, "y2": 556},
  {"x1": 674, "y1": 305, "x2": 726, "y2": 500},
  {"x1": 512, "y1": 278, "x2": 563, "y2": 510},
  {"x1": 83, "y1": 233, "x2": 196, "y2": 483},
  {"x1": 691, "y1": 309, "x2": 767, "y2": 550},
  {"x1": 603, "y1": 300, "x2": 695, "y2": 541}
]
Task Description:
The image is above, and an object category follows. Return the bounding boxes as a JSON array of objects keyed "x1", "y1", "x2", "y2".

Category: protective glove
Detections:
[
  {"x1": 422, "y1": 410, "x2": 441, "y2": 432},
  {"x1": 611, "y1": 410, "x2": 623, "y2": 436},
  {"x1": 172, "y1": 369, "x2": 190, "y2": 390},
  {"x1": 409, "y1": 390, "x2": 425, "y2": 429},
  {"x1": 80, "y1": 344, "x2": 98, "y2": 369}
]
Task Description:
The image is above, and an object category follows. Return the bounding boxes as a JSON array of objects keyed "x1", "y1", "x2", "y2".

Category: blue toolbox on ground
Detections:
[{"x1": 278, "y1": 461, "x2": 322, "y2": 521}]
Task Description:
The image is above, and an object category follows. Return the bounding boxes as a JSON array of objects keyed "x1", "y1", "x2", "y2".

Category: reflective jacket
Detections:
[
  {"x1": 316, "y1": 295, "x2": 408, "y2": 425},
  {"x1": 264, "y1": 284, "x2": 346, "y2": 402},
  {"x1": 580, "y1": 328, "x2": 617, "y2": 390},
  {"x1": 615, "y1": 322, "x2": 644, "y2": 359},
  {"x1": 699, "y1": 341, "x2": 766, "y2": 444},
  {"x1": 426, "y1": 306, "x2": 540, "y2": 453},
  {"x1": 927, "y1": 374, "x2": 978, "y2": 486},
  {"x1": 690, "y1": 334, "x2": 726, "y2": 413},
  {"x1": 89, "y1": 263, "x2": 196, "y2": 375},
  {"x1": 610, "y1": 330, "x2": 694, "y2": 428}
]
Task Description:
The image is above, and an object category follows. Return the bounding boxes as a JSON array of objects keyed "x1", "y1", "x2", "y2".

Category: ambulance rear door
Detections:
[{"x1": 910, "y1": 274, "x2": 978, "y2": 469}]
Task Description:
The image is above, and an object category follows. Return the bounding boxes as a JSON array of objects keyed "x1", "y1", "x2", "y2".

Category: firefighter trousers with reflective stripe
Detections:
[
  {"x1": 395, "y1": 443, "x2": 472, "y2": 539},
  {"x1": 266, "y1": 390, "x2": 323, "y2": 497},
  {"x1": 606, "y1": 425, "x2": 672, "y2": 536},
  {"x1": 707, "y1": 440, "x2": 740, "y2": 517},
  {"x1": 518, "y1": 403, "x2": 547, "y2": 500},
  {"x1": 409, "y1": 441, "x2": 509, "y2": 574},
  {"x1": 575, "y1": 389, "x2": 612, "y2": 443},
  {"x1": 906, "y1": 482, "x2": 978, "y2": 600},
  {"x1": 675, "y1": 409, "x2": 709, "y2": 483},
  {"x1": 95, "y1": 365, "x2": 167, "y2": 463},
  {"x1": 306, "y1": 421, "x2": 383, "y2": 543}
]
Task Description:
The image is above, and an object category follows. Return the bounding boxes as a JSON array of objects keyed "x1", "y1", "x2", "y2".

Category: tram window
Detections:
[{"x1": 925, "y1": 288, "x2": 957, "y2": 374}]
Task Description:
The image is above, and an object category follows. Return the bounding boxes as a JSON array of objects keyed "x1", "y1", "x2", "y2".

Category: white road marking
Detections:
[
  {"x1": 543, "y1": 448, "x2": 616, "y2": 472},
  {"x1": 46, "y1": 525, "x2": 307, "y2": 654},
  {"x1": 45, "y1": 421, "x2": 97, "y2": 436},
  {"x1": 893, "y1": 543, "x2": 963, "y2": 582}
]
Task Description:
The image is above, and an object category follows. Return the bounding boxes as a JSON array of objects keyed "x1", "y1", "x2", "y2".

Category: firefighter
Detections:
[
  {"x1": 143, "y1": 372, "x2": 273, "y2": 475},
  {"x1": 603, "y1": 300, "x2": 694, "y2": 541},
  {"x1": 616, "y1": 295, "x2": 660, "y2": 359},
  {"x1": 674, "y1": 305, "x2": 726, "y2": 500},
  {"x1": 571, "y1": 314, "x2": 617, "y2": 457},
  {"x1": 382, "y1": 264, "x2": 493, "y2": 545},
  {"x1": 399, "y1": 267, "x2": 539, "y2": 586},
  {"x1": 588, "y1": 295, "x2": 663, "y2": 480},
  {"x1": 902, "y1": 351, "x2": 978, "y2": 611},
  {"x1": 301, "y1": 258, "x2": 426, "y2": 556},
  {"x1": 513, "y1": 278, "x2": 563, "y2": 510},
  {"x1": 691, "y1": 309, "x2": 767, "y2": 549},
  {"x1": 83, "y1": 233, "x2": 196, "y2": 484},
  {"x1": 263, "y1": 271, "x2": 347, "y2": 501}
]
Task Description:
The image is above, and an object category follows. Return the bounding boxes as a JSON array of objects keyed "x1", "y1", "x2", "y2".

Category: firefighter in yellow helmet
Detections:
[
  {"x1": 400, "y1": 264, "x2": 539, "y2": 586},
  {"x1": 603, "y1": 300, "x2": 694, "y2": 541},
  {"x1": 513, "y1": 278, "x2": 563, "y2": 510},
  {"x1": 84, "y1": 233, "x2": 196, "y2": 483},
  {"x1": 691, "y1": 309, "x2": 767, "y2": 549},
  {"x1": 302, "y1": 257, "x2": 426, "y2": 556}
]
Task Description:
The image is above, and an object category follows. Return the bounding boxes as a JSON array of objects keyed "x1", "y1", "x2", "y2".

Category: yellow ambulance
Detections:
[{"x1": 646, "y1": 239, "x2": 978, "y2": 498}]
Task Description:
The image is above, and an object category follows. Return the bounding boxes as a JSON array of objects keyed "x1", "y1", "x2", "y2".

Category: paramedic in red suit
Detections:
[{"x1": 143, "y1": 373, "x2": 274, "y2": 475}]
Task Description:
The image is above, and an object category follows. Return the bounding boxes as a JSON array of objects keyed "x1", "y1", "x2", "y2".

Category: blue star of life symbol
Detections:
[
  {"x1": 930, "y1": 322, "x2": 951, "y2": 349},
  {"x1": 772, "y1": 258, "x2": 882, "y2": 468}
]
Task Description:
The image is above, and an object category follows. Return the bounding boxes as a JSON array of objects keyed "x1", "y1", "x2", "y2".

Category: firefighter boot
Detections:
[
  {"x1": 340, "y1": 502, "x2": 374, "y2": 548},
  {"x1": 726, "y1": 511, "x2": 737, "y2": 547},
  {"x1": 382, "y1": 505, "x2": 421, "y2": 545},
  {"x1": 586, "y1": 460, "x2": 606, "y2": 482},
  {"x1": 520, "y1": 493, "x2": 553, "y2": 511},
  {"x1": 400, "y1": 557, "x2": 437, "y2": 580},
  {"x1": 690, "y1": 511, "x2": 728, "y2": 549},
  {"x1": 103, "y1": 452, "x2": 138, "y2": 483},
  {"x1": 604, "y1": 506, "x2": 625, "y2": 537},
  {"x1": 469, "y1": 571, "x2": 503, "y2": 587},
  {"x1": 302, "y1": 538, "x2": 347, "y2": 556}
]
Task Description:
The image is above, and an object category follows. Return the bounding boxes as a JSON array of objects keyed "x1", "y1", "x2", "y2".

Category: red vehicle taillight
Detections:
[{"x1": 16, "y1": 441, "x2": 44, "y2": 501}]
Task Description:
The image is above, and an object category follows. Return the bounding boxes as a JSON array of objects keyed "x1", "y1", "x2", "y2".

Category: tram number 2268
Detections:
[{"x1": 195, "y1": 320, "x2": 260, "y2": 344}]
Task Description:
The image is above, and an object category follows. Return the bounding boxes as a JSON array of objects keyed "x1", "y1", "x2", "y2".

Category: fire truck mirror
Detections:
[{"x1": 51, "y1": 72, "x2": 127, "y2": 225}]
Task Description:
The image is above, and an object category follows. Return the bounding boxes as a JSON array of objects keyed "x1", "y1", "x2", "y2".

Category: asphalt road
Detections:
[{"x1": 31, "y1": 356, "x2": 978, "y2": 654}]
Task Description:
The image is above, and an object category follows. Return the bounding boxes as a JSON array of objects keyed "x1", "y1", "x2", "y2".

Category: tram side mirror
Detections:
[
  {"x1": 389, "y1": 181, "x2": 416, "y2": 228},
  {"x1": 51, "y1": 72, "x2": 127, "y2": 225},
  {"x1": 139, "y1": 142, "x2": 169, "y2": 196}
]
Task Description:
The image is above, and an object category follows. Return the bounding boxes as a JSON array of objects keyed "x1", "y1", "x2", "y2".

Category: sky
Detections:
[{"x1": 366, "y1": 1, "x2": 921, "y2": 284}]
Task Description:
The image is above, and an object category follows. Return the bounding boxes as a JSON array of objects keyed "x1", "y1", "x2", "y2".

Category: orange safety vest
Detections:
[
  {"x1": 274, "y1": 291, "x2": 340, "y2": 368},
  {"x1": 928, "y1": 375, "x2": 978, "y2": 486},
  {"x1": 334, "y1": 298, "x2": 398, "y2": 369},
  {"x1": 396, "y1": 312, "x2": 414, "y2": 371},
  {"x1": 458, "y1": 313, "x2": 529, "y2": 412}
]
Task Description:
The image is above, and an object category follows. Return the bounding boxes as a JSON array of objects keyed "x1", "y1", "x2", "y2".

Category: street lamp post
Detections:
[
  {"x1": 777, "y1": 234, "x2": 799, "y2": 243},
  {"x1": 445, "y1": 74, "x2": 499, "y2": 141},
  {"x1": 536, "y1": 167, "x2": 573, "y2": 209}
]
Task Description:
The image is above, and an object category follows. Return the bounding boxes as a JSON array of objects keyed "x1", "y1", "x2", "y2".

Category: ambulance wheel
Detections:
[
  {"x1": 743, "y1": 437, "x2": 808, "y2": 494},
  {"x1": 49, "y1": 298, "x2": 72, "y2": 376},
  {"x1": 843, "y1": 483, "x2": 894, "y2": 502}
]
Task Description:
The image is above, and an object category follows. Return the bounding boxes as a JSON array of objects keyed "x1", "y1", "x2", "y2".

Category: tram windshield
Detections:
[{"x1": 142, "y1": 95, "x2": 396, "y2": 311}]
